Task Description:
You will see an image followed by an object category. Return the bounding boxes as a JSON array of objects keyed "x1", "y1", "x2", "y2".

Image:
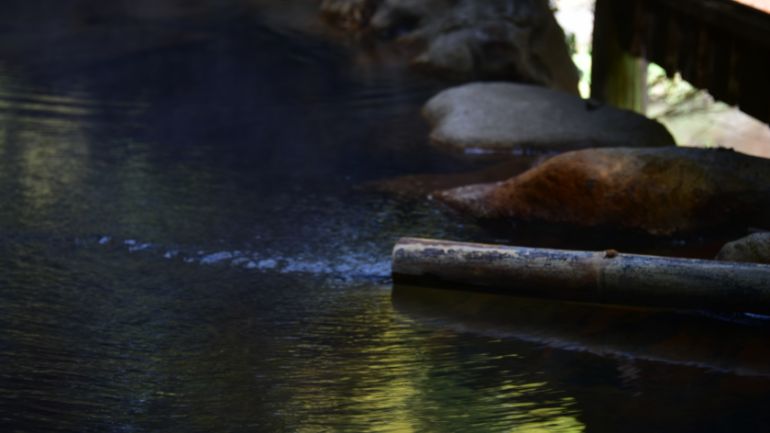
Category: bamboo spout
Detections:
[{"x1": 392, "y1": 238, "x2": 770, "y2": 314}]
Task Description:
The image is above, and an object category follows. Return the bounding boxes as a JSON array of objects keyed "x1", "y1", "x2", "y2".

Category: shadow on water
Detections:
[
  {"x1": 393, "y1": 285, "x2": 770, "y2": 377},
  {"x1": 392, "y1": 286, "x2": 770, "y2": 432},
  {"x1": 0, "y1": 1, "x2": 769, "y2": 432}
]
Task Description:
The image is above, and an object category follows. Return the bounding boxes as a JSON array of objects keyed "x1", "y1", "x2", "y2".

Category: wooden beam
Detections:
[{"x1": 609, "y1": 0, "x2": 770, "y2": 124}]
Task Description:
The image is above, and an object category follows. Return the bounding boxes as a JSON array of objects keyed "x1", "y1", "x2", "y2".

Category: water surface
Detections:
[{"x1": 1, "y1": 2, "x2": 769, "y2": 432}]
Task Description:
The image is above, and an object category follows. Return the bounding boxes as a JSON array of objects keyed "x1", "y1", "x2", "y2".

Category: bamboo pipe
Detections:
[{"x1": 392, "y1": 238, "x2": 770, "y2": 315}]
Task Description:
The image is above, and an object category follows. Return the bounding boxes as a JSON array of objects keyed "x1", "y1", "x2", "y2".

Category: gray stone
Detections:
[
  {"x1": 424, "y1": 82, "x2": 676, "y2": 153},
  {"x1": 716, "y1": 233, "x2": 770, "y2": 264}
]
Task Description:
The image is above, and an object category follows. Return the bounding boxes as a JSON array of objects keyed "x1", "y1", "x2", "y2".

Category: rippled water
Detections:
[{"x1": 1, "y1": 2, "x2": 769, "y2": 432}]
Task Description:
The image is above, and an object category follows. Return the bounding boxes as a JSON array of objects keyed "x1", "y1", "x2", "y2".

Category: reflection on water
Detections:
[{"x1": 0, "y1": 1, "x2": 768, "y2": 432}]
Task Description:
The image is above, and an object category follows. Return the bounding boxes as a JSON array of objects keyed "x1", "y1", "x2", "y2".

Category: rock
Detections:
[
  {"x1": 434, "y1": 147, "x2": 770, "y2": 235},
  {"x1": 320, "y1": 0, "x2": 379, "y2": 31},
  {"x1": 321, "y1": 0, "x2": 580, "y2": 93},
  {"x1": 366, "y1": 156, "x2": 543, "y2": 198},
  {"x1": 716, "y1": 233, "x2": 770, "y2": 264},
  {"x1": 424, "y1": 82, "x2": 676, "y2": 153}
]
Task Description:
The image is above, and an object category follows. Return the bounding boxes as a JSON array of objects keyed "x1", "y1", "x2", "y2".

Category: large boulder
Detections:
[
  {"x1": 321, "y1": 0, "x2": 580, "y2": 93},
  {"x1": 434, "y1": 147, "x2": 770, "y2": 235},
  {"x1": 424, "y1": 82, "x2": 676, "y2": 153},
  {"x1": 716, "y1": 233, "x2": 770, "y2": 264}
]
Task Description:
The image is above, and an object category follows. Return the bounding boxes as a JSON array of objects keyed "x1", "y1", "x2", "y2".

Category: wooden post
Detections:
[
  {"x1": 590, "y1": 0, "x2": 648, "y2": 113},
  {"x1": 392, "y1": 238, "x2": 770, "y2": 315}
]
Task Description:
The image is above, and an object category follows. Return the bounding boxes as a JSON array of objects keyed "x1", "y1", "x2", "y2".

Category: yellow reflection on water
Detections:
[
  {"x1": 17, "y1": 118, "x2": 90, "y2": 210},
  {"x1": 512, "y1": 402, "x2": 585, "y2": 433},
  {"x1": 0, "y1": 98, "x2": 95, "y2": 116},
  {"x1": 0, "y1": 123, "x2": 5, "y2": 158},
  {"x1": 289, "y1": 291, "x2": 585, "y2": 433}
]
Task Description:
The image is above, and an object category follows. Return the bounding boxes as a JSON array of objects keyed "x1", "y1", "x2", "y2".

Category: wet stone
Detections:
[{"x1": 716, "y1": 232, "x2": 770, "y2": 264}]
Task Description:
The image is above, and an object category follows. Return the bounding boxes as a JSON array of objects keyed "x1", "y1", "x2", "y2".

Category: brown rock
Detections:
[
  {"x1": 434, "y1": 147, "x2": 770, "y2": 235},
  {"x1": 716, "y1": 233, "x2": 770, "y2": 264},
  {"x1": 365, "y1": 156, "x2": 542, "y2": 198}
]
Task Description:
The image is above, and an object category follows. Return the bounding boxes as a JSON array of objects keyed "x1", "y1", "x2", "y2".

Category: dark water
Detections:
[{"x1": 1, "y1": 2, "x2": 769, "y2": 432}]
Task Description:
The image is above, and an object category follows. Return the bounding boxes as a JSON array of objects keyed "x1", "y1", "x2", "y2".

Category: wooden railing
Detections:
[{"x1": 591, "y1": 0, "x2": 770, "y2": 124}]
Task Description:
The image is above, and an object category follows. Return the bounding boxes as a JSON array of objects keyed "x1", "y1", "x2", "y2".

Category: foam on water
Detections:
[{"x1": 88, "y1": 234, "x2": 392, "y2": 279}]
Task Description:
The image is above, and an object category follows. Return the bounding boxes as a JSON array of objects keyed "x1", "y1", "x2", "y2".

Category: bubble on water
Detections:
[
  {"x1": 256, "y1": 258, "x2": 278, "y2": 269},
  {"x1": 231, "y1": 257, "x2": 252, "y2": 266},
  {"x1": 200, "y1": 251, "x2": 235, "y2": 265},
  {"x1": 128, "y1": 243, "x2": 152, "y2": 252}
]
